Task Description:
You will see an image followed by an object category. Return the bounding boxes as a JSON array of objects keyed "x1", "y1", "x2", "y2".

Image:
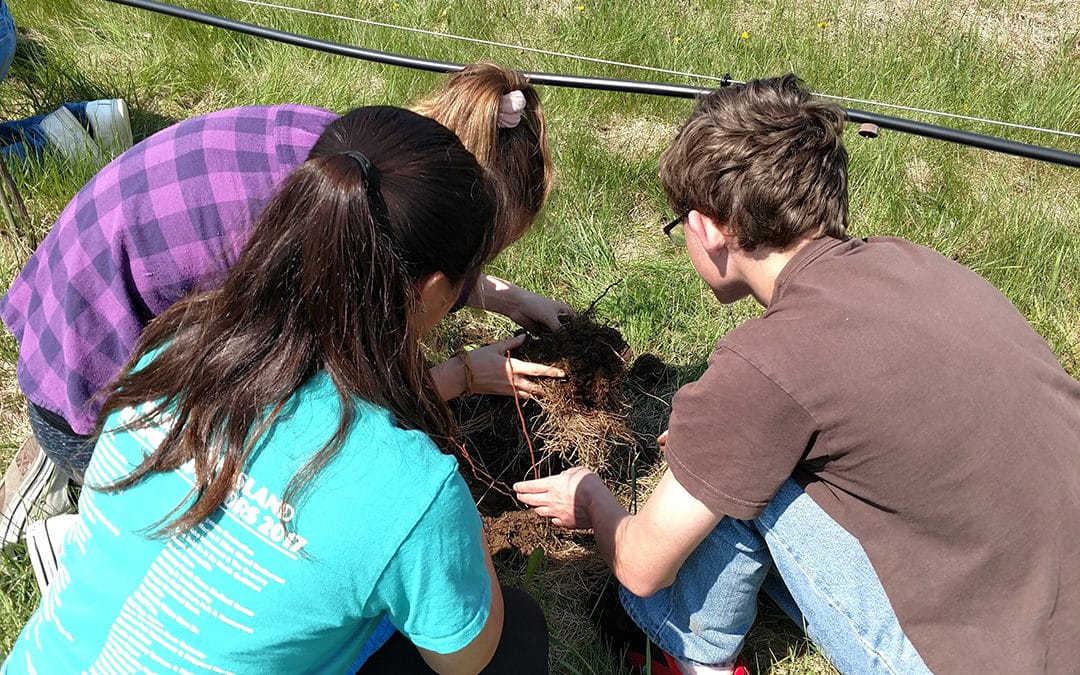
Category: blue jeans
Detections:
[
  {"x1": 620, "y1": 479, "x2": 931, "y2": 674},
  {"x1": 0, "y1": 103, "x2": 91, "y2": 162}
]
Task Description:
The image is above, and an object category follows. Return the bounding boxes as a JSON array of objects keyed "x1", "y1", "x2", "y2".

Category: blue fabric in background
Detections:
[{"x1": 0, "y1": 1, "x2": 15, "y2": 82}]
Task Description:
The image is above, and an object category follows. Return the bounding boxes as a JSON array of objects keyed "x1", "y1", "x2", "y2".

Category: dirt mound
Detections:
[
  {"x1": 483, "y1": 509, "x2": 551, "y2": 558},
  {"x1": 452, "y1": 315, "x2": 676, "y2": 517}
]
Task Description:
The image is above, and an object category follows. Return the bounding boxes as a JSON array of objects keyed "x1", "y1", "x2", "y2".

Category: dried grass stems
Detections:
[
  {"x1": 452, "y1": 314, "x2": 673, "y2": 515},
  {"x1": 450, "y1": 311, "x2": 686, "y2": 660}
]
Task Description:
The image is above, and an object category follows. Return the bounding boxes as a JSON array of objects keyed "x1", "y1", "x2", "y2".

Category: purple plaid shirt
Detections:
[{"x1": 1, "y1": 105, "x2": 337, "y2": 434}]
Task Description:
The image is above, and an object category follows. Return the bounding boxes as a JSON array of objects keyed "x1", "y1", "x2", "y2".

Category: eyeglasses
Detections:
[{"x1": 663, "y1": 213, "x2": 688, "y2": 247}]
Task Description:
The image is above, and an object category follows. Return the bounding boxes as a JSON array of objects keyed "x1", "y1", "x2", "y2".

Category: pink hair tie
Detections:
[{"x1": 498, "y1": 90, "x2": 527, "y2": 128}]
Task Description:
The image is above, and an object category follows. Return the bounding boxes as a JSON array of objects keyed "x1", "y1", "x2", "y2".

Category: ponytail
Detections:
[
  {"x1": 98, "y1": 107, "x2": 497, "y2": 534},
  {"x1": 411, "y1": 61, "x2": 553, "y2": 252}
]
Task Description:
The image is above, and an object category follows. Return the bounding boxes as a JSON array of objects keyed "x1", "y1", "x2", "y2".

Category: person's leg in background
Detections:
[
  {"x1": 0, "y1": 0, "x2": 15, "y2": 83},
  {"x1": 0, "y1": 0, "x2": 51, "y2": 164},
  {"x1": 0, "y1": 112, "x2": 51, "y2": 162},
  {"x1": 0, "y1": 2, "x2": 132, "y2": 165},
  {"x1": 0, "y1": 101, "x2": 132, "y2": 165}
]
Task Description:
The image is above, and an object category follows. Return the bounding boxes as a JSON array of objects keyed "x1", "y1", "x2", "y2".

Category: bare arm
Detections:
[
  {"x1": 467, "y1": 274, "x2": 574, "y2": 332},
  {"x1": 514, "y1": 465, "x2": 721, "y2": 597}
]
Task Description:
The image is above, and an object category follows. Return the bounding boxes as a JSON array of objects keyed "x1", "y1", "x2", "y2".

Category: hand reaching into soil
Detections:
[
  {"x1": 431, "y1": 334, "x2": 566, "y2": 400},
  {"x1": 466, "y1": 274, "x2": 575, "y2": 332},
  {"x1": 513, "y1": 466, "x2": 609, "y2": 529},
  {"x1": 503, "y1": 287, "x2": 575, "y2": 333},
  {"x1": 469, "y1": 334, "x2": 567, "y2": 398}
]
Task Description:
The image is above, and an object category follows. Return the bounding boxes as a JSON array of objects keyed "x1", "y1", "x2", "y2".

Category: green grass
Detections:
[{"x1": 1, "y1": 0, "x2": 1078, "y2": 670}]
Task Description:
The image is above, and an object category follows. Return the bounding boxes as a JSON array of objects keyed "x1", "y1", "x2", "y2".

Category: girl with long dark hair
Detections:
[
  {"x1": 3, "y1": 106, "x2": 547, "y2": 674},
  {"x1": 1, "y1": 62, "x2": 565, "y2": 545}
]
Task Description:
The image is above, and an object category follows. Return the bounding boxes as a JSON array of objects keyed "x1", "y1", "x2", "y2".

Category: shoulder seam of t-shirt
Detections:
[
  {"x1": 666, "y1": 345, "x2": 821, "y2": 514},
  {"x1": 666, "y1": 449, "x2": 767, "y2": 510},
  {"x1": 665, "y1": 345, "x2": 816, "y2": 514}
]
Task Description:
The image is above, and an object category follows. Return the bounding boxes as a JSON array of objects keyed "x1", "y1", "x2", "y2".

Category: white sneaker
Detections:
[
  {"x1": 25, "y1": 513, "x2": 80, "y2": 593},
  {"x1": 39, "y1": 105, "x2": 102, "y2": 164},
  {"x1": 84, "y1": 98, "x2": 133, "y2": 159}
]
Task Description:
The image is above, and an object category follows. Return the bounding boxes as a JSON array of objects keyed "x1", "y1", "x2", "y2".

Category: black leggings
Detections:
[{"x1": 357, "y1": 586, "x2": 549, "y2": 674}]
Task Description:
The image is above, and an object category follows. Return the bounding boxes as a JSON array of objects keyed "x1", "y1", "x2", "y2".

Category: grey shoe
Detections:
[
  {"x1": 39, "y1": 99, "x2": 133, "y2": 166},
  {"x1": 39, "y1": 105, "x2": 101, "y2": 164},
  {"x1": 0, "y1": 437, "x2": 77, "y2": 548}
]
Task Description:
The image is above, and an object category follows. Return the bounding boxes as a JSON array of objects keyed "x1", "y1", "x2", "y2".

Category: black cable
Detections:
[{"x1": 104, "y1": 0, "x2": 1080, "y2": 169}]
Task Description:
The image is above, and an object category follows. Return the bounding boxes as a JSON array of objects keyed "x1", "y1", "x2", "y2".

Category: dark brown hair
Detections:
[
  {"x1": 412, "y1": 61, "x2": 553, "y2": 252},
  {"x1": 659, "y1": 74, "x2": 848, "y2": 251},
  {"x1": 98, "y1": 106, "x2": 497, "y2": 533}
]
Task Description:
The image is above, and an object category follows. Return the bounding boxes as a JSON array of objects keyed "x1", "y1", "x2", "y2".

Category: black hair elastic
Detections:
[
  {"x1": 343, "y1": 150, "x2": 380, "y2": 193},
  {"x1": 342, "y1": 150, "x2": 391, "y2": 226}
]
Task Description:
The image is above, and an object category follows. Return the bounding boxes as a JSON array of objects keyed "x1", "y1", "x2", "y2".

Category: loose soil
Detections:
[
  {"x1": 452, "y1": 315, "x2": 677, "y2": 520},
  {"x1": 451, "y1": 314, "x2": 680, "y2": 652}
]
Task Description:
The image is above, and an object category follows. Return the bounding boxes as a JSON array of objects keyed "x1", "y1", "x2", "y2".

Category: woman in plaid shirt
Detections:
[{"x1": 1, "y1": 63, "x2": 567, "y2": 528}]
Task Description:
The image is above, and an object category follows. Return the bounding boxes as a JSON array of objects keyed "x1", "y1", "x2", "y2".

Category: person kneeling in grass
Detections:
[
  {"x1": 0, "y1": 61, "x2": 568, "y2": 547},
  {"x1": 516, "y1": 74, "x2": 1080, "y2": 674},
  {"x1": 3, "y1": 106, "x2": 547, "y2": 674}
]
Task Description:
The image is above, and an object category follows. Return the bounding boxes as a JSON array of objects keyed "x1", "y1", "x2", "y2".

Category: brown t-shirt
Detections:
[{"x1": 666, "y1": 236, "x2": 1080, "y2": 673}]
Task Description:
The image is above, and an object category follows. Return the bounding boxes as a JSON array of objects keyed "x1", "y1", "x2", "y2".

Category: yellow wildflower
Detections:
[
  {"x1": 817, "y1": 20, "x2": 829, "y2": 29},
  {"x1": 740, "y1": 31, "x2": 749, "y2": 40},
  {"x1": 576, "y1": 4, "x2": 584, "y2": 11}
]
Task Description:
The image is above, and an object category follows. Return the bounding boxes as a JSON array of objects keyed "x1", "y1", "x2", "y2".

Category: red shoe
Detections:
[
  {"x1": 625, "y1": 645, "x2": 751, "y2": 675},
  {"x1": 625, "y1": 644, "x2": 682, "y2": 674}
]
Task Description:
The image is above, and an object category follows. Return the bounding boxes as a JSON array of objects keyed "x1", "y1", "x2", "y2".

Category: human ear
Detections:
[
  {"x1": 415, "y1": 271, "x2": 459, "y2": 334},
  {"x1": 686, "y1": 210, "x2": 733, "y2": 252}
]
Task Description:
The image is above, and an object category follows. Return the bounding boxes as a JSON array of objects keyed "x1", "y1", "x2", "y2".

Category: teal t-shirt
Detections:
[{"x1": 3, "y1": 372, "x2": 490, "y2": 674}]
